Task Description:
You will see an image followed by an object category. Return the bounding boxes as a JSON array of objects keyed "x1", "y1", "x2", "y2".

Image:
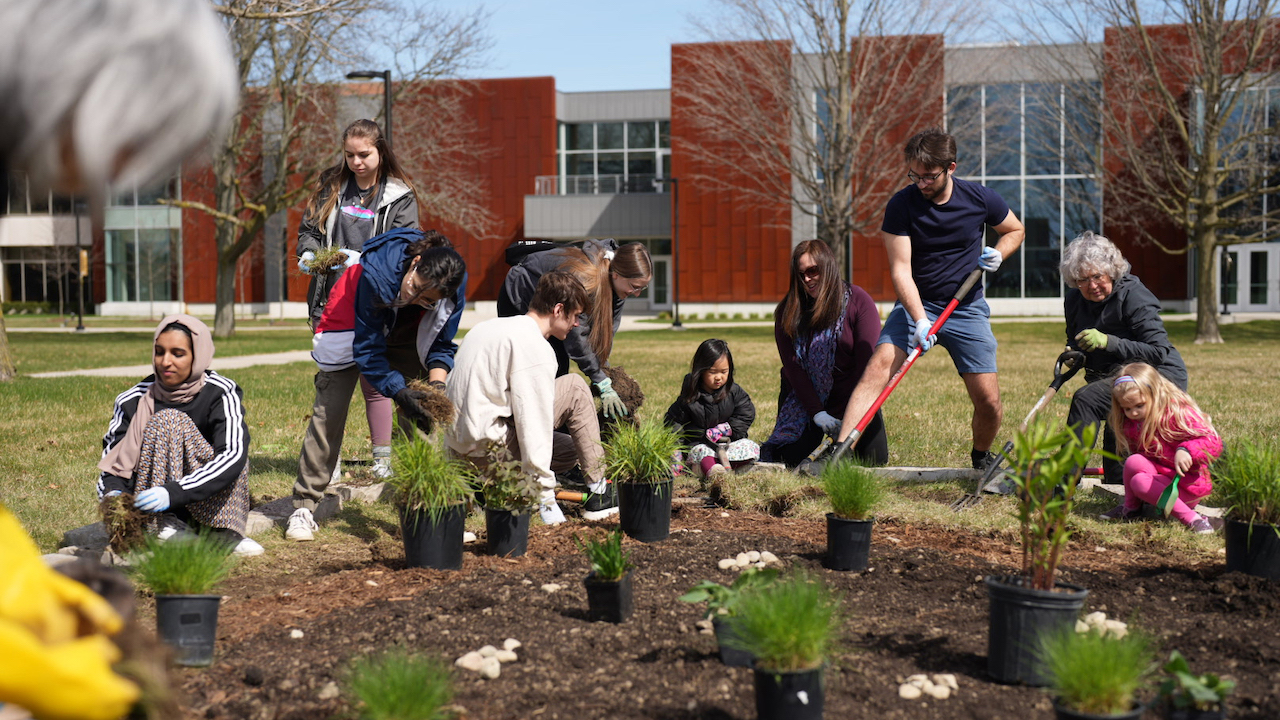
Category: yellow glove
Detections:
[
  {"x1": 0, "y1": 504, "x2": 123, "y2": 643},
  {"x1": 0, "y1": 620, "x2": 139, "y2": 720}
]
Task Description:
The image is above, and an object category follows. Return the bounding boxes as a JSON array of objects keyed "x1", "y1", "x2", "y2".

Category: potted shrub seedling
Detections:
[
  {"x1": 1040, "y1": 625, "x2": 1157, "y2": 720},
  {"x1": 346, "y1": 646, "x2": 454, "y2": 720},
  {"x1": 725, "y1": 569, "x2": 842, "y2": 720},
  {"x1": 385, "y1": 432, "x2": 475, "y2": 570},
  {"x1": 1157, "y1": 651, "x2": 1235, "y2": 720},
  {"x1": 821, "y1": 460, "x2": 884, "y2": 571},
  {"x1": 476, "y1": 442, "x2": 541, "y2": 558},
  {"x1": 987, "y1": 419, "x2": 1105, "y2": 686},
  {"x1": 1212, "y1": 440, "x2": 1280, "y2": 580},
  {"x1": 603, "y1": 414, "x2": 682, "y2": 542},
  {"x1": 577, "y1": 529, "x2": 634, "y2": 623},
  {"x1": 679, "y1": 566, "x2": 779, "y2": 667},
  {"x1": 130, "y1": 530, "x2": 237, "y2": 667}
]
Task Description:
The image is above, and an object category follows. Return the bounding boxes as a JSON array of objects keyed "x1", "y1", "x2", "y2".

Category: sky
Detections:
[{"x1": 431, "y1": 0, "x2": 712, "y2": 92}]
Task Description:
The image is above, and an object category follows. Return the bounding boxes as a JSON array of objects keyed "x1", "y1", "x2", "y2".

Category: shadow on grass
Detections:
[
  {"x1": 249, "y1": 454, "x2": 301, "y2": 476},
  {"x1": 332, "y1": 501, "x2": 399, "y2": 543}
]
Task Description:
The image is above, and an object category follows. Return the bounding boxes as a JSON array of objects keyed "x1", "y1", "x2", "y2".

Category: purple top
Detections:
[{"x1": 775, "y1": 283, "x2": 882, "y2": 417}]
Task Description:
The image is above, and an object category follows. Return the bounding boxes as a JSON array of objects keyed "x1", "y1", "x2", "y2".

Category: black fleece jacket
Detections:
[
  {"x1": 1064, "y1": 273, "x2": 1187, "y2": 386},
  {"x1": 664, "y1": 378, "x2": 755, "y2": 448}
]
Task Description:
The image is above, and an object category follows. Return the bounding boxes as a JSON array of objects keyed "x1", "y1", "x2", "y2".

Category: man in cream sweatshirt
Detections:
[{"x1": 446, "y1": 272, "x2": 613, "y2": 524}]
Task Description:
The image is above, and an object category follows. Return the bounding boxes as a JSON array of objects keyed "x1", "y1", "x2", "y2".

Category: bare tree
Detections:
[
  {"x1": 0, "y1": 312, "x2": 13, "y2": 381},
  {"x1": 677, "y1": 0, "x2": 981, "y2": 276},
  {"x1": 175, "y1": 0, "x2": 493, "y2": 338},
  {"x1": 1013, "y1": 0, "x2": 1280, "y2": 343}
]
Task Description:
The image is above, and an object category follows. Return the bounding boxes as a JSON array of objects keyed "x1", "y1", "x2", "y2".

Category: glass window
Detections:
[
  {"x1": 137, "y1": 177, "x2": 177, "y2": 206},
  {"x1": 565, "y1": 154, "x2": 594, "y2": 176},
  {"x1": 105, "y1": 230, "x2": 138, "y2": 302},
  {"x1": 985, "y1": 84, "x2": 1021, "y2": 177},
  {"x1": 1024, "y1": 84, "x2": 1059, "y2": 176},
  {"x1": 1222, "y1": 250, "x2": 1238, "y2": 305},
  {"x1": 138, "y1": 229, "x2": 175, "y2": 301},
  {"x1": 1024, "y1": 179, "x2": 1063, "y2": 297},
  {"x1": 7, "y1": 173, "x2": 27, "y2": 214},
  {"x1": 984, "y1": 179, "x2": 1021, "y2": 298},
  {"x1": 628, "y1": 122, "x2": 655, "y2": 149},
  {"x1": 597, "y1": 152, "x2": 624, "y2": 175},
  {"x1": 1065, "y1": 82, "x2": 1100, "y2": 176},
  {"x1": 1250, "y1": 250, "x2": 1268, "y2": 304},
  {"x1": 659, "y1": 121, "x2": 670, "y2": 148},
  {"x1": 947, "y1": 86, "x2": 983, "y2": 172},
  {"x1": 29, "y1": 188, "x2": 49, "y2": 214},
  {"x1": 627, "y1": 153, "x2": 656, "y2": 176},
  {"x1": 1062, "y1": 178, "x2": 1101, "y2": 241},
  {"x1": 598, "y1": 123, "x2": 624, "y2": 149},
  {"x1": 565, "y1": 123, "x2": 594, "y2": 151}
]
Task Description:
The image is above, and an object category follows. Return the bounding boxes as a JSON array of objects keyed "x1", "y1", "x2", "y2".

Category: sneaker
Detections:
[
  {"x1": 582, "y1": 481, "x2": 619, "y2": 520},
  {"x1": 371, "y1": 458, "x2": 394, "y2": 480},
  {"x1": 1098, "y1": 504, "x2": 1142, "y2": 522},
  {"x1": 233, "y1": 536, "x2": 265, "y2": 557},
  {"x1": 285, "y1": 507, "x2": 318, "y2": 542},
  {"x1": 971, "y1": 449, "x2": 999, "y2": 472},
  {"x1": 1188, "y1": 516, "x2": 1215, "y2": 535},
  {"x1": 155, "y1": 515, "x2": 192, "y2": 542}
]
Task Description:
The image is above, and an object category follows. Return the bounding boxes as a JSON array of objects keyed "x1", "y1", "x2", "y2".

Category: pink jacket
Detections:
[{"x1": 1122, "y1": 409, "x2": 1222, "y2": 496}]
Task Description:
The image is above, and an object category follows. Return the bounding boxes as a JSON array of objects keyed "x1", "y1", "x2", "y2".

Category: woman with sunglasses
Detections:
[
  {"x1": 760, "y1": 240, "x2": 889, "y2": 467},
  {"x1": 1062, "y1": 230, "x2": 1186, "y2": 486}
]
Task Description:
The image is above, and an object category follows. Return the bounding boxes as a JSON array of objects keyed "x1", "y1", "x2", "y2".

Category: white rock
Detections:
[
  {"x1": 317, "y1": 681, "x2": 340, "y2": 700},
  {"x1": 456, "y1": 651, "x2": 486, "y2": 672},
  {"x1": 495, "y1": 649, "x2": 518, "y2": 663},
  {"x1": 365, "y1": 580, "x2": 378, "y2": 587},
  {"x1": 541, "y1": 583, "x2": 562, "y2": 593},
  {"x1": 735, "y1": 552, "x2": 751, "y2": 566},
  {"x1": 289, "y1": 629, "x2": 304, "y2": 639},
  {"x1": 1075, "y1": 620, "x2": 1090, "y2": 633},
  {"x1": 760, "y1": 551, "x2": 779, "y2": 564},
  {"x1": 503, "y1": 638, "x2": 522, "y2": 651},
  {"x1": 754, "y1": 561, "x2": 767, "y2": 569},
  {"x1": 463, "y1": 531, "x2": 477, "y2": 543},
  {"x1": 925, "y1": 684, "x2": 951, "y2": 700},
  {"x1": 718, "y1": 558, "x2": 737, "y2": 570},
  {"x1": 1084, "y1": 611, "x2": 1107, "y2": 628},
  {"x1": 933, "y1": 674, "x2": 959, "y2": 690},
  {"x1": 746, "y1": 551, "x2": 761, "y2": 562},
  {"x1": 898, "y1": 683, "x2": 923, "y2": 700},
  {"x1": 478, "y1": 645, "x2": 499, "y2": 657},
  {"x1": 1103, "y1": 619, "x2": 1128, "y2": 639},
  {"x1": 905, "y1": 674, "x2": 929, "y2": 687},
  {"x1": 480, "y1": 656, "x2": 501, "y2": 679}
]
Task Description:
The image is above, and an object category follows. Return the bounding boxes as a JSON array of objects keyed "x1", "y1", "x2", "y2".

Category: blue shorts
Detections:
[{"x1": 878, "y1": 298, "x2": 998, "y2": 374}]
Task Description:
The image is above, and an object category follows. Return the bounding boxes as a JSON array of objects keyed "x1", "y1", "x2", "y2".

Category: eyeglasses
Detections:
[
  {"x1": 800, "y1": 266, "x2": 821, "y2": 280},
  {"x1": 907, "y1": 168, "x2": 947, "y2": 185},
  {"x1": 1075, "y1": 273, "x2": 1109, "y2": 287}
]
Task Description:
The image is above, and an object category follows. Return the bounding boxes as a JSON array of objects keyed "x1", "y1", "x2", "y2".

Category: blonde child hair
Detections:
[{"x1": 1108, "y1": 362, "x2": 1213, "y2": 457}]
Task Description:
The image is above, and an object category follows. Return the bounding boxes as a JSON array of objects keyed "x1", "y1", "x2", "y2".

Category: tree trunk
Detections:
[
  {"x1": 214, "y1": 251, "x2": 238, "y2": 339},
  {"x1": 0, "y1": 308, "x2": 15, "y2": 381},
  {"x1": 1194, "y1": 235, "x2": 1223, "y2": 344}
]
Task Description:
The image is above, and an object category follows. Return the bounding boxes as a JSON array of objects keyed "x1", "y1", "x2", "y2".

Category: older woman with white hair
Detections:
[{"x1": 1061, "y1": 230, "x2": 1187, "y2": 484}]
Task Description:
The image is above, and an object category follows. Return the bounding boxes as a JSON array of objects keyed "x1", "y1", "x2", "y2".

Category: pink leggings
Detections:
[
  {"x1": 1122, "y1": 454, "x2": 1207, "y2": 526},
  {"x1": 359, "y1": 375, "x2": 393, "y2": 446}
]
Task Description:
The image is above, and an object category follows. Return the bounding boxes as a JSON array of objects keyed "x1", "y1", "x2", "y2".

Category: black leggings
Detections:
[{"x1": 767, "y1": 410, "x2": 889, "y2": 468}]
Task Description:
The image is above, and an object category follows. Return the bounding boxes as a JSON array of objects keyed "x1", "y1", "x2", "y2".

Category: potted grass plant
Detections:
[
  {"x1": 603, "y1": 414, "x2": 682, "y2": 543},
  {"x1": 476, "y1": 442, "x2": 541, "y2": 558},
  {"x1": 1040, "y1": 625, "x2": 1157, "y2": 720},
  {"x1": 577, "y1": 529, "x2": 634, "y2": 623},
  {"x1": 1157, "y1": 651, "x2": 1234, "y2": 720},
  {"x1": 385, "y1": 432, "x2": 475, "y2": 570},
  {"x1": 987, "y1": 419, "x2": 1102, "y2": 686},
  {"x1": 724, "y1": 569, "x2": 842, "y2": 720},
  {"x1": 821, "y1": 460, "x2": 884, "y2": 571},
  {"x1": 130, "y1": 530, "x2": 237, "y2": 667},
  {"x1": 346, "y1": 646, "x2": 454, "y2": 720},
  {"x1": 679, "y1": 566, "x2": 779, "y2": 667},
  {"x1": 1212, "y1": 440, "x2": 1280, "y2": 580}
]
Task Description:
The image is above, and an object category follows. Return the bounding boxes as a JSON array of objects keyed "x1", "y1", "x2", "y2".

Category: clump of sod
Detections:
[
  {"x1": 406, "y1": 379, "x2": 457, "y2": 430},
  {"x1": 595, "y1": 365, "x2": 645, "y2": 435},
  {"x1": 304, "y1": 246, "x2": 347, "y2": 274},
  {"x1": 101, "y1": 493, "x2": 147, "y2": 553},
  {"x1": 130, "y1": 531, "x2": 237, "y2": 596},
  {"x1": 346, "y1": 646, "x2": 455, "y2": 720}
]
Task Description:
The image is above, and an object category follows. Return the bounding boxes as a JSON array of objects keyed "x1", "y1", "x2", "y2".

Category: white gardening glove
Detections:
[
  {"x1": 979, "y1": 246, "x2": 1002, "y2": 272},
  {"x1": 910, "y1": 317, "x2": 936, "y2": 354},
  {"x1": 813, "y1": 411, "x2": 841, "y2": 437},
  {"x1": 334, "y1": 248, "x2": 360, "y2": 270},
  {"x1": 297, "y1": 251, "x2": 316, "y2": 274}
]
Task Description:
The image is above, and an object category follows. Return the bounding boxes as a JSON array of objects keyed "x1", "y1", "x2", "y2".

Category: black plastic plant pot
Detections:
[
  {"x1": 986, "y1": 575, "x2": 1088, "y2": 686},
  {"x1": 485, "y1": 507, "x2": 531, "y2": 558},
  {"x1": 754, "y1": 665, "x2": 824, "y2": 720},
  {"x1": 155, "y1": 594, "x2": 221, "y2": 667},
  {"x1": 712, "y1": 616, "x2": 754, "y2": 667},
  {"x1": 1052, "y1": 699, "x2": 1145, "y2": 720},
  {"x1": 401, "y1": 504, "x2": 466, "y2": 570},
  {"x1": 825, "y1": 513, "x2": 873, "y2": 572},
  {"x1": 584, "y1": 569, "x2": 633, "y2": 623},
  {"x1": 617, "y1": 479, "x2": 672, "y2": 543},
  {"x1": 1224, "y1": 519, "x2": 1280, "y2": 580},
  {"x1": 1164, "y1": 708, "x2": 1226, "y2": 720}
]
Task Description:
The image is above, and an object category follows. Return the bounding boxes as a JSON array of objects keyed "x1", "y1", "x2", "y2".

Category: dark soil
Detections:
[{"x1": 174, "y1": 502, "x2": 1280, "y2": 720}]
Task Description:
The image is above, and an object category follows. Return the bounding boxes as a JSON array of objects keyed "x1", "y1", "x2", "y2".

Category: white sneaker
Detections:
[
  {"x1": 233, "y1": 536, "x2": 265, "y2": 557},
  {"x1": 371, "y1": 458, "x2": 394, "y2": 479},
  {"x1": 156, "y1": 515, "x2": 191, "y2": 542},
  {"x1": 285, "y1": 507, "x2": 318, "y2": 542}
]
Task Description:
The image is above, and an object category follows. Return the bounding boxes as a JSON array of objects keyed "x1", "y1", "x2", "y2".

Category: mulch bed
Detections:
[{"x1": 174, "y1": 503, "x2": 1280, "y2": 719}]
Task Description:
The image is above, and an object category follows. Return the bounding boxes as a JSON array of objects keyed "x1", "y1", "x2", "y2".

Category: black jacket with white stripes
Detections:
[{"x1": 97, "y1": 370, "x2": 250, "y2": 506}]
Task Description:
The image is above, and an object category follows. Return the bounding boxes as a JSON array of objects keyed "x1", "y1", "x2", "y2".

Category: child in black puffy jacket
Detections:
[{"x1": 664, "y1": 339, "x2": 759, "y2": 477}]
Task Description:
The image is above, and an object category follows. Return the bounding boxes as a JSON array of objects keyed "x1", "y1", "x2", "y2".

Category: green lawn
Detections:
[{"x1": 3, "y1": 319, "x2": 1277, "y2": 553}]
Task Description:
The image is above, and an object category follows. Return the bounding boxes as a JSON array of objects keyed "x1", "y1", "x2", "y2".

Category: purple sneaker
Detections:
[
  {"x1": 1098, "y1": 504, "x2": 1142, "y2": 522},
  {"x1": 1188, "y1": 516, "x2": 1215, "y2": 535}
]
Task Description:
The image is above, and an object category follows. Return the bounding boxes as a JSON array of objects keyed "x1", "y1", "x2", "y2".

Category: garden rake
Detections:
[
  {"x1": 800, "y1": 267, "x2": 984, "y2": 477},
  {"x1": 950, "y1": 349, "x2": 1086, "y2": 511}
]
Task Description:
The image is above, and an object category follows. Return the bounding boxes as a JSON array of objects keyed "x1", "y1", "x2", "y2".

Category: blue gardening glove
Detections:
[
  {"x1": 133, "y1": 487, "x2": 170, "y2": 513},
  {"x1": 706, "y1": 422, "x2": 732, "y2": 443},
  {"x1": 296, "y1": 251, "x2": 316, "y2": 274},
  {"x1": 595, "y1": 378, "x2": 627, "y2": 418},
  {"x1": 813, "y1": 411, "x2": 841, "y2": 437},
  {"x1": 1075, "y1": 328, "x2": 1108, "y2": 352},
  {"x1": 334, "y1": 248, "x2": 360, "y2": 270},
  {"x1": 911, "y1": 317, "x2": 936, "y2": 353},
  {"x1": 979, "y1": 245, "x2": 1003, "y2": 272}
]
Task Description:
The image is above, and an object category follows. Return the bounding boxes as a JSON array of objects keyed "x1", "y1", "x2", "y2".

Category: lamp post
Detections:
[
  {"x1": 1220, "y1": 248, "x2": 1232, "y2": 317},
  {"x1": 664, "y1": 177, "x2": 683, "y2": 330},
  {"x1": 74, "y1": 198, "x2": 85, "y2": 331},
  {"x1": 345, "y1": 70, "x2": 392, "y2": 148}
]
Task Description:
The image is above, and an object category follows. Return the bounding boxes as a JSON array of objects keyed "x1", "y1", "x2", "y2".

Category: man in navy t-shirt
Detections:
[{"x1": 836, "y1": 128, "x2": 1025, "y2": 471}]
